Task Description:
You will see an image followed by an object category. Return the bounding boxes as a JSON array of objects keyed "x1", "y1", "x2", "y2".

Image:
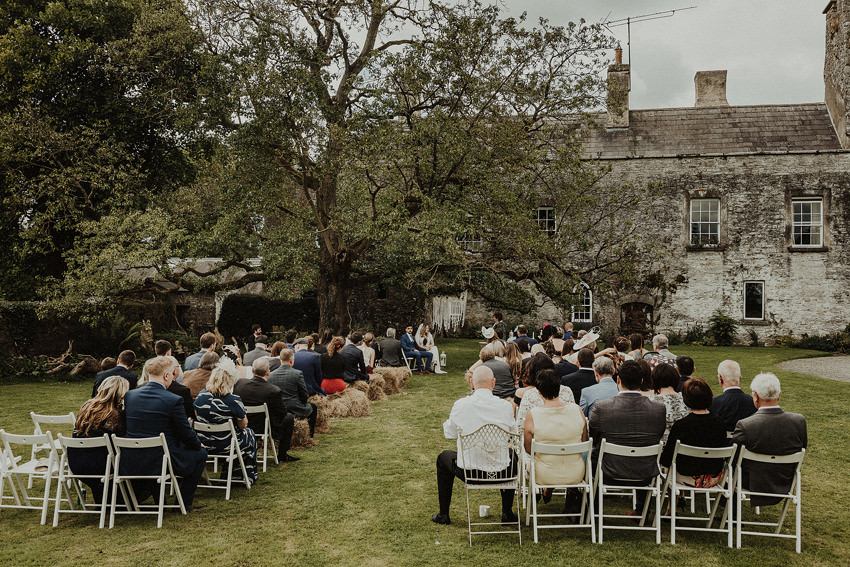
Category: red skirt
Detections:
[{"x1": 322, "y1": 378, "x2": 347, "y2": 394}]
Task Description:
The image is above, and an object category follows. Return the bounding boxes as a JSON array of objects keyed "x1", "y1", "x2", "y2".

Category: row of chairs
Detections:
[
  {"x1": 0, "y1": 404, "x2": 280, "y2": 528},
  {"x1": 458, "y1": 424, "x2": 805, "y2": 552}
]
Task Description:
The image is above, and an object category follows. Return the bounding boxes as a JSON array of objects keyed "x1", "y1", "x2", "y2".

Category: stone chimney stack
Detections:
[
  {"x1": 694, "y1": 70, "x2": 729, "y2": 107},
  {"x1": 824, "y1": 0, "x2": 850, "y2": 148},
  {"x1": 606, "y1": 48, "x2": 630, "y2": 129}
]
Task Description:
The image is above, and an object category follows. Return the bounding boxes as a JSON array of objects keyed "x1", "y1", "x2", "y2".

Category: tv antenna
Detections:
[{"x1": 603, "y1": 6, "x2": 697, "y2": 66}]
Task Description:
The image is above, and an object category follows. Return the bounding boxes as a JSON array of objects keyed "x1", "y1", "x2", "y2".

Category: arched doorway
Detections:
[{"x1": 620, "y1": 302, "x2": 653, "y2": 335}]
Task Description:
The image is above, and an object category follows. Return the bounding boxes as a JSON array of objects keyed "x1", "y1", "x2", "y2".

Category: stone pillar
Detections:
[
  {"x1": 694, "y1": 70, "x2": 729, "y2": 107},
  {"x1": 824, "y1": 0, "x2": 850, "y2": 148}
]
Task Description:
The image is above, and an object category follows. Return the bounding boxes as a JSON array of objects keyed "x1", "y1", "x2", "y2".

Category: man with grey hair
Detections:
[
  {"x1": 378, "y1": 327, "x2": 406, "y2": 367},
  {"x1": 652, "y1": 334, "x2": 675, "y2": 359},
  {"x1": 712, "y1": 359, "x2": 756, "y2": 431},
  {"x1": 733, "y1": 372, "x2": 807, "y2": 506},
  {"x1": 580, "y1": 356, "x2": 619, "y2": 418},
  {"x1": 233, "y1": 357, "x2": 298, "y2": 463}
]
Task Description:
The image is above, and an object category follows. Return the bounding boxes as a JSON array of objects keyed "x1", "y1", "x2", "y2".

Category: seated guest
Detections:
[
  {"x1": 627, "y1": 333, "x2": 648, "y2": 361},
  {"x1": 432, "y1": 366, "x2": 517, "y2": 526},
  {"x1": 675, "y1": 355, "x2": 695, "y2": 392},
  {"x1": 164, "y1": 356, "x2": 195, "y2": 420},
  {"x1": 269, "y1": 349, "x2": 318, "y2": 438},
  {"x1": 124, "y1": 356, "x2": 207, "y2": 512},
  {"x1": 505, "y1": 342, "x2": 523, "y2": 385},
  {"x1": 182, "y1": 351, "x2": 220, "y2": 399},
  {"x1": 579, "y1": 356, "x2": 620, "y2": 418},
  {"x1": 185, "y1": 332, "x2": 217, "y2": 371},
  {"x1": 401, "y1": 325, "x2": 433, "y2": 375},
  {"x1": 417, "y1": 324, "x2": 447, "y2": 374},
  {"x1": 341, "y1": 332, "x2": 369, "y2": 383},
  {"x1": 596, "y1": 336, "x2": 633, "y2": 371},
  {"x1": 636, "y1": 359, "x2": 654, "y2": 395},
  {"x1": 649, "y1": 363, "x2": 689, "y2": 445},
  {"x1": 284, "y1": 328, "x2": 298, "y2": 349},
  {"x1": 154, "y1": 340, "x2": 184, "y2": 383},
  {"x1": 309, "y1": 333, "x2": 320, "y2": 352},
  {"x1": 563, "y1": 322, "x2": 574, "y2": 340},
  {"x1": 480, "y1": 345, "x2": 515, "y2": 400},
  {"x1": 100, "y1": 357, "x2": 117, "y2": 372},
  {"x1": 560, "y1": 348, "x2": 597, "y2": 403},
  {"x1": 234, "y1": 358, "x2": 298, "y2": 463},
  {"x1": 660, "y1": 377, "x2": 730, "y2": 487},
  {"x1": 589, "y1": 361, "x2": 666, "y2": 513},
  {"x1": 242, "y1": 335, "x2": 269, "y2": 367},
  {"x1": 524, "y1": 369, "x2": 587, "y2": 498},
  {"x1": 539, "y1": 323, "x2": 555, "y2": 343},
  {"x1": 712, "y1": 359, "x2": 756, "y2": 431},
  {"x1": 378, "y1": 328, "x2": 405, "y2": 367},
  {"x1": 651, "y1": 333, "x2": 675, "y2": 359},
  {"x1": 554, "y1": 340, "x2": 578, "y2": 379},
  {"x1": 194, "y1": 357, "x2": 258, "y2": 483},
  {"x1": 320, "y1": 337, "x2": 348, "y2": 394},
  {"x1": 733, "y1": 373, "x2": 807, "y2": 506},
  {"x1": 360, "y1": 333, "x2": 376, "y2": 371},
  {"x1": 315, "y1": 328, "x2": 333, "y2": 356},
  {"x1": 292, "y1": 338, "x2": 326, "y2": 396},
  {"x1": 92, "y1": 350, "x2": 137, "y2": 396},
  {"x1": 550, "y1": 326, "x2": 565, "y2": 354},
  {"x1": 68, "y1": 375, "x2": 129, "y2": 503},
  {"x1": 516, "y1": 363, "x2": 574, "y2": 441},
  {"x1": 516, "y1": 352, "x2": 555, "y2": 395},
  {"x1": 266, "y1": 342, "x2": 286, "y2": 372},
  {"x1": 513, "y1": 325, "x2": 537, "y2": 347}
]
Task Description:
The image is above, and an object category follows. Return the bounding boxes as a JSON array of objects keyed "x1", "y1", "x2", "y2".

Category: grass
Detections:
[{"x1": 0, "y1": 341, "x2": 847, "y2": 566}]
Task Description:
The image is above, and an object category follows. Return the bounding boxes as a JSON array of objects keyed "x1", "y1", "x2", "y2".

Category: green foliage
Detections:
[
  {"x1": 707, "y1": 309, "x2": 739, "y2": 346},
  {"x1": 792, "y1": 332, "x2": 850, "y2": 353},
  {"x1": 747, "y1": 328, "x2": 761, "y2": 347},
  {"x1": 665, "y1": 329, "x2": 683, "y2": 346},
  {"x1": 0, "y1": 302, "x2": 40, "y2": 354},
  {"x1": 684, "y1": 323, "x2": 708, "y2": 345},
  {"x1": 216, "y1": 294, "x2": 319, "y2": 340}
]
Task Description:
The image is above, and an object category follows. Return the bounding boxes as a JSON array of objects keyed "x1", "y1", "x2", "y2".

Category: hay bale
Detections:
[
  {"x1": 325, "y1": 388, "x2": 371, "y2": 418},
  {"x1": 373, "y1": 366, "x2": 411, "y2": 395},
  {"x1": 290, "y1": 418, "x2": 317, "y2": 449},
  {"x1": 367, "y1": 374, "x2": 388, "y2": 401},
  {"x1": 308, "y1": 394, "x2": 330, "y2": 434},
  {"x1": 351, "y1": 380, "x2": 369, "y2": 393}
]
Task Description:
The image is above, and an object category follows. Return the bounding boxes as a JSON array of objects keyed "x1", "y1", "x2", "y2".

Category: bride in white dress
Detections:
[{"x1": 416, "y1": 324, "x2": 447, "y2": 374}]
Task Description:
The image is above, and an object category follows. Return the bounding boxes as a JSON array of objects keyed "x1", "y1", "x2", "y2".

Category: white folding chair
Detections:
[
  {"x1": 28, "y1": 412, "x2": 75, "y2": 488},
  {"x1": 458, "y1": 424, "x2": 522, "y2": 546},
  {"x1": 0, "y1": 429, "x2": 60, "y2": 525},
  {"x1": 593, "y1": 440, "x2": 664, "y2": 544},
  {"x1": 526, "y1": 439, "x2": 595, "y2": 543},
  {"x1": 53, "y1": 434, "x2": 114, "y2": 528},
  {"x1": 245, "y1": 404, "x2": 278, "y2": 472},
  {"x1": 109, "y1": 434, "x2": 186, "y2": 528},
  {"x1": 736, "y1": 447, "x2": 805, "y2": 553},
  {"x1": 194, "y1": 421, "x2": 252, "y2": 500},
  {"x1": 656, "y1": 441, "x2": 738, "y2": 547}
]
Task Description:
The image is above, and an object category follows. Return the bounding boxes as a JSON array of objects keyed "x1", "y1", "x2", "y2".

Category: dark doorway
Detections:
[{"x1": 620, "y1": 302, "x2": 653, "y2": 335}]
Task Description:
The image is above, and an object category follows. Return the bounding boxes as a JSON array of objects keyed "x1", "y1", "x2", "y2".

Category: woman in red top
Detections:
[{"x1": 320, "y1": 336, "x2": 347, "y2": 394}]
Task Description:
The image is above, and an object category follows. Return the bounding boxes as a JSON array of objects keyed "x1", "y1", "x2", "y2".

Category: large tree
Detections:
[{"x1": 48, "y1": 0, "x2": 648, "y2": 330}]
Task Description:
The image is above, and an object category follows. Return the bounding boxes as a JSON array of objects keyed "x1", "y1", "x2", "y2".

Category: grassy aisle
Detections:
[{"x1": 0, "y1": 342, "x2": 847, "y2": 566}]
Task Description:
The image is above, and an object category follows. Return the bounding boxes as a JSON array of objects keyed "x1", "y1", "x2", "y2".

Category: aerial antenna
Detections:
[{"x1": 603, "y1": 6, "x2": 697, "y2": 66}]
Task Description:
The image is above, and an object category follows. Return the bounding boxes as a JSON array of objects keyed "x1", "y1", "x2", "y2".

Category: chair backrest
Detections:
[
  {"x1": 1, "y1": 429, "x2": 56, "y2": 449},
  {"x1": 111, "y1": 434, "x2": 168, "y2": 451},
  {"x1": 56, "y1": 433, "x2": 113, "y2": 453},
  {"x1": 737, "y1": 447, "x2": 805, "y2": 467},
  {"x1": 674, "y1": 441, "x2": 738, "y2": 460},
  {"x1": 244, "y1": 404, "x2": 268, "y2": 417},
  {"x1": 30, "y1": 412, "x2": 76, "y2": 428},
  {"x1": 599, "y1": 440, "x2": 663, "y2": 459},
  {"x1": 192, "y1": 421, "x2": 234, "y2": 435},
  {"x1": 530, "y1": 439, "x2": 592, "y2": 457},
  {"x1": 458, "y1": 424, "x2": 519, "y2": 476}
]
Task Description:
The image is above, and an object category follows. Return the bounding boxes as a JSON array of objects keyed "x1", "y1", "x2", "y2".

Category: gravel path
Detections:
[{"x1": 776, "y1": 355, "x2": 850, "y2": 383}]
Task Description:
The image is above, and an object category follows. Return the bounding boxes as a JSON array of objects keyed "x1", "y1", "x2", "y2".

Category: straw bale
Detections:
[
  {"x1": 367, "y1": 374, "x2": 388, "y2": 401},
  {"x1": 373, "y1": 366, "x2": 411, "y2": 395},
  {"x1": 308, "y1": 394, "x2": 330, "y2": 434},
  {"x1": 351, "y1": 380, "x2": 369, "y2": 393},
  {"x1": 325, "y1": 388, "x2": 371, "y2": 418},
  {"x1": 290, "y1": 418, "x2": 317, "y2": 449}
]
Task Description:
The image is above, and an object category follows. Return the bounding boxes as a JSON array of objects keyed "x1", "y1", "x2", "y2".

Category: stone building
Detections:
[{"x1": 495, "y1": 0, "x2": 850, "y2": 340}]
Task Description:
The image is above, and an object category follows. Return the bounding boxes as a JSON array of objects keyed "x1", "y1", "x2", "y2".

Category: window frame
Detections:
[
  {"x1": 536, "y1": 207, "x2": 557, "y2": 236},
  {"x1": 743, "y1": 280, "x2": 765, "y2": 321},
  {"x1": 689, "y1": 198, "x2": 721, "y2": 246},
  {"x1": 571, "y1": 282, "x2": 593, "y2": 323},
  {"x1": 791, "y1": 198, "x2": 823, "y2": 248}
]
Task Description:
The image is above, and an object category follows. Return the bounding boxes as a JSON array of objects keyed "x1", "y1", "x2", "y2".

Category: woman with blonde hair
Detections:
[
  {"x1": 67, "y1": 375, "x2": 130, "y2": 503},
  {"x1": 320, "y1": 336, "x2": 347, "y2": 393},
  {"x1": 416, "y1": 324, "x2": 447, "y2": 374},
  {"x1": 360, "y1": 332, "x2": 376, "y2": 371},
  {"x1": 505, "y1": 342, "x2": 523, "y2": 385},
  {"x1": 194, "y1": 357, "x2": 258, "y2": 483}
]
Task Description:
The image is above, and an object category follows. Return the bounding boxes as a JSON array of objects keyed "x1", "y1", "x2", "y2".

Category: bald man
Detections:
[
  {"x1": 431, "y1": 366, "x2": 517, "y2": 526},
  {"x1": 711, "y1": 359, "x2": 757, "y2": 431}
]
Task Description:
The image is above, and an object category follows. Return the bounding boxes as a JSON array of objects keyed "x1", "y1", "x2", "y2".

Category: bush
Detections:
[
  {"x1": 666, "y1": 330, "x2": 683, "y2": 346},
  {"x1": 217, "y1": 293, "x2": 319, "y2": 339},
  {"x1": 684, "y1": 324, "x2": 707, "y2": 345},
  {"x1": 793, "y1": 332, "x2": 850, "y2": 353},
  {"x1": 747, "y1": 328, "x2": 761, "y2": 347},
  {"x1": 707, "y1": 310, "x2": 739, "y2": 346}
]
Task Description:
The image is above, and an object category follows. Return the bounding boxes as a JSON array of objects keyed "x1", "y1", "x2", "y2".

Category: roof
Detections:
[{"x1": 578, "y1": 103, "x2": 843, "y2": 159}]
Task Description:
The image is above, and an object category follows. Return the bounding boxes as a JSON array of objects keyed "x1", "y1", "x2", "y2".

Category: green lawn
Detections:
[{"x1": 0, "y1": 341, "x2": 847, "y2": 566}]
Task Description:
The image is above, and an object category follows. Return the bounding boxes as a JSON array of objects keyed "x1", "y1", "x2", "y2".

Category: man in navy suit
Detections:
[
  {"x1": 123, "y1": 356, "x2": 207, "y2": 511},
  {"x1": 292, "y1": 338, "x2": 325, "y2": 396},
  {"x1": 401, "y1": 325, "x2": 432, "y2": 374},
  {"x1": 92, "y1": 350, "x2": 138, "y2": 396},
  {"x1": 341, "y1": 332, "x2": 369, "y2": 383},
  {"x1": 712, "y1": 359, "x2": 757, "y2": 431}
]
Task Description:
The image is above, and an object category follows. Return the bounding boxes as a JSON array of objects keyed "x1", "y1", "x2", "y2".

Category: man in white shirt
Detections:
[{"x1": 432, "y1": 366, "x2": 517, "y2": 525}]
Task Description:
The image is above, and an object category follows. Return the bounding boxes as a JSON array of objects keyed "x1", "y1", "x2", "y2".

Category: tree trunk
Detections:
[{"x1": 316, "y1": 243, "x2": 356, "y2": 333}]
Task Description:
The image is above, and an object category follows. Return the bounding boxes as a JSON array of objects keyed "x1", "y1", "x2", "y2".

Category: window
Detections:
[
  {"x1": 690, "y1": 198, "x2": 720, "y2": 245},
  {"x1": 571, "y1": 283, "x2": 592, "y2": 323},
  {"x1": 792, "y1": 199, "x2": 823, "y2": 247},
  {"x1": 744, "y1": 281, "x2": 764, "y2": 320},
  {"x1": 536, "y1": 207, "x2": 556, "y2": 236},
  {"x1": 457, "y1": 232, "x2": 482, "y2": 253}
]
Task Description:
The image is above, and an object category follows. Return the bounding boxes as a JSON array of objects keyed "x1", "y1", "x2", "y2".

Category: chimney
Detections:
[
  {"x1": 606, "y1": 49, "x2": 630, "y2": 128},
  {"x1": 694, "y1": 70, "x2": 729, "y2": 107},
  {"x1": 824, "y1": 0, "x2": 850, "y2": 148}
]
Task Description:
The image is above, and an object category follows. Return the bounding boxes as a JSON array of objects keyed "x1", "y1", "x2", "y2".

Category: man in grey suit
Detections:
[
  {"x1": 242, "y1": 335, "x2": 270, "y2": 367},
  {"x1": 589, "y1": 360, "x2": 666, "y2": 510},
  {"x1": 268, "y1": 349, "x2": 318, "y2": 438},
  {"x1": 733, "y1": 372, "x2": 807, "y2": 506},
  {"x1": 378, "y1": 328, "x2": 406, "y2": 367}
]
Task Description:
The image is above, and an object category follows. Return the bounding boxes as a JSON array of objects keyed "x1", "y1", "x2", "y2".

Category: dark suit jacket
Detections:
[
  {"x1": 561, "y1": 368, "x2": 597, "y2": 403},
  {"x1": 268, "y1": 365, "x2": 312, "y2": 418},
  {"x1": 400, "y1": 333, "x2": 419, "y2": 355},
  {"x1": 712, "y1": 387, "x2": 757, "y2": 431},
  {"x1": 589, "y1": 392, "x2": 666, "y2": 480},
  {"x1": 92, "y1": 366, "x2": 138, "y2": 397},
  {"x1": 341, "y1": 344, "x2": 368, "y2": 382},
  {"x1": 732, "y1": 407, "x2": 807, "y2": 506},
  {"x1": 379, "y1": 337, "x2": 405, "y2": 367},
  {"x1": 554, "y1": 359, "x2": 579, "y2": 379},
  {"x1": 233, "y1": 376, "x2": 289, "y2": 440},
  {"x1": 123, "y1": 382, "x2": 205, "y2": 476},
  {"x1": 292, "y1": 350, "x2": 324, "y2": 395},
  {"x1": 167, "y1": 380, "x2": 195, "y2": 420}
]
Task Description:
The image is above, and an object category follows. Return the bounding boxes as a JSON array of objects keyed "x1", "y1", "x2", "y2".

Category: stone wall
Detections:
[{"x1": 825, "y1": 0, "x2": 850, "y2": 148}]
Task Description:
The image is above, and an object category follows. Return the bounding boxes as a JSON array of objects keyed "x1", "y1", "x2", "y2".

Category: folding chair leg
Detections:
[{"x1": 775, "y1": 498, "x2": 792, "y2": 534}]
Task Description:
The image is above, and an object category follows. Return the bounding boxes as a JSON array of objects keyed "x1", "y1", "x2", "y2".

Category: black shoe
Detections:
[
  {"x1": 501, "y1": 511, "x2": 518, "y2": 523},
  {"x1": 431, "y1": 513, "x2": 451, "y2": 525},
  {"x1": 279, "y1": 454, "x2": 300, "y2": 463}
]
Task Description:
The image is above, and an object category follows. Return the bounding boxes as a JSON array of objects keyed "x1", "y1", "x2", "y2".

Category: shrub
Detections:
[
  {"x1": 747, "y1": 328, "x2": 761, "y2": 347},
  {"x1": 707, "y1": 310, "x2": 739, "y2": 346},
  {"x1": 666, "y1": 330, "x2": 683, "y2": 346},
  {"x1": 793, "y1": 332, "x2": 850, "y2": 353},
  {"x1": 684, "y1": 324, "x2": 707, "y2": 345}
]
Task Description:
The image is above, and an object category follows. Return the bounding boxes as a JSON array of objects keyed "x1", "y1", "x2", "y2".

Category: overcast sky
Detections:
[{"x1": 500, "y1": 0, "x2": 827, "y2": 109}]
